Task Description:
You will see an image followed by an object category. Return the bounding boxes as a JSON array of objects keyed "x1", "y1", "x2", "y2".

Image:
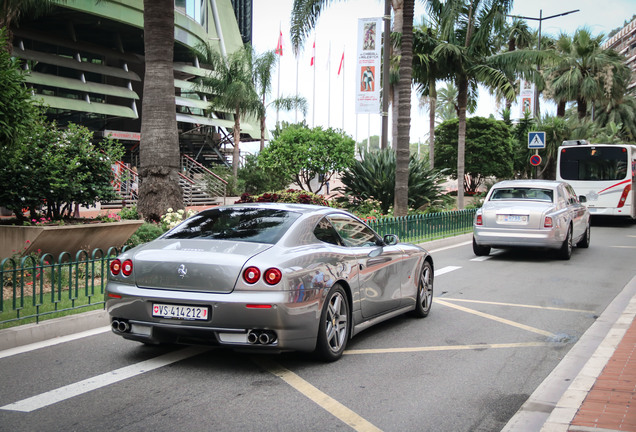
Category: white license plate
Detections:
[
  {"x1": 497, "y1": 214, "x2": 528, "y2": 224},
  {"x1": 152, "y1": 303, "x2": 209, "y2": 321}
]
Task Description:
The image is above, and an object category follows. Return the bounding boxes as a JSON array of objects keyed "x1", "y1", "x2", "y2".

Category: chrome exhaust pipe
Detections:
[
  {"x1": 111, "y1": 320, "x2": 120, "y2": 332},
  {"x1": 258, "y1": 332, "x2": 271, "y2": 345},
  {"x1": 247, "y1": 330, "x2": 259, "y2": 344},
  {"x1": 118, "y1": 321, "x2": 130, "y2": 333}
]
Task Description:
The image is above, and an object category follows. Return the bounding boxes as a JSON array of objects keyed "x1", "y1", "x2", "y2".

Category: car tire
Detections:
[
  {"x1": 315, "y1": 284, "x2": 349, "y2": 362},
  {"x1": 473, "y1": 237, "x2": 491, "y2": 256},
  {"x1": 412, "y1": 260, "x2": 433, "y2": 318},
  {"x1": 558, "y1": 225, "x2": 573, "y2": 260},
  {"x1": 576, "y1": 223, "x2": 591, "y2": 248}
]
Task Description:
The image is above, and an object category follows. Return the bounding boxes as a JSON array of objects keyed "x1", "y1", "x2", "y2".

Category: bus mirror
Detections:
[{"x1": 579, "y1": 195, "x2": 587, "y2": 203}]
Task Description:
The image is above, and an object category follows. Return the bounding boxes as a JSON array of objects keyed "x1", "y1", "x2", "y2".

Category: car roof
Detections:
[
  {"x1": 491, "y1": 179, "x2": 565, "y2": 189},
  {"x1": 222, "y1": 202, "x2": 334, "y2": 214}
]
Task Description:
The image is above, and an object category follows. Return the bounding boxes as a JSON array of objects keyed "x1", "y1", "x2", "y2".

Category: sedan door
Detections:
[
  {"x1": 328, "y1": 215, "x2": 403, "y2": 318},
  {"x1": 563, "y1": 184, "x2": 588, "y2": 239}
]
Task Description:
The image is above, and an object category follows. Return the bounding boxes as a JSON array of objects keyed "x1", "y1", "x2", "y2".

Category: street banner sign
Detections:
[
  {"x1": 528, "y1": 131, "x2": 546, "y2": 149},
  {"x1": 530, "y1": 154, "x2": 542, "y2": 166}
]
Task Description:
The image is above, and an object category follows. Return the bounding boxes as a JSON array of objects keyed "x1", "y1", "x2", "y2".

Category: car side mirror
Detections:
[
  {"x1": 383, "y1": 234, "x2": 399, "y2": 246},
  {"x1": 578, "y1": 195, "x2": 587, "y2": 203}
]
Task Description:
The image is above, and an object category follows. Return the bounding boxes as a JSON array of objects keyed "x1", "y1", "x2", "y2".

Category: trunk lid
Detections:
[
  {"x1": 483, "y1": 201, "x2": 555, "y2": 229},
  {"x1": 131, "y1": 239, "x2": 271, "y2": 293}
]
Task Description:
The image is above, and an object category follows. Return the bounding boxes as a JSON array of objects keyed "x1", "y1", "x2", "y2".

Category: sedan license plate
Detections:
[
  {"x1": 497, "y1": 214, "x2": 528, "y2": 224},
  {"x1": 152, "y1": 303, "x2": 209, "y2": 321}
]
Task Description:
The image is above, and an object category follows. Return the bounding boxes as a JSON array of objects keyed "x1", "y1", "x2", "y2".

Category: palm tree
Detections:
[
  {"x1": 290, "y1": 0, "x2": 416, "y2": 216},
  {"x1": 546, "y1": 28, "x2": 630, "y2": 120},
  {"x1": 253, "y1": 50, "x2": 307, "y2": 151},
  {"x1": 0, "y1": 0, "x2": 64, "y2": 52},
  {"x1": 195, "y1": 44, "x2": 263, "y2": 178},
  {"x1": 137, "y1": 0, "x2": 184, "y2": 221},
  {"x1": 425, "y1": 0, "x2": 543, "y2": 209}
]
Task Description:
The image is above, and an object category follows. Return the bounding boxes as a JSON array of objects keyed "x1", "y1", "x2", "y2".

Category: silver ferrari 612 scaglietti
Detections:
[{"x1": 106, "y1": 203, "x2": 434, "y2": 361}]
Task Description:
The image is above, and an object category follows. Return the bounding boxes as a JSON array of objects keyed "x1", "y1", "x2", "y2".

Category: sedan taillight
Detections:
[
  {"x1": 243, "y1": 266, "x2": 261, "y2": 284},
  {"x1": 122, "y1": 259, "x2": 133, "y2": 277},
  {"x1": 264, "y1": 268, "x2": 282, "y2": 285},
  {"x1": 476, "y1": 214, "x2": 483, "y2": 226},
  {"x1": 544, "y1": 216, "x2": 553, "y2": 228},
  {"x1": 110, "y1": 259, "x2": 121, "y2": 276}
]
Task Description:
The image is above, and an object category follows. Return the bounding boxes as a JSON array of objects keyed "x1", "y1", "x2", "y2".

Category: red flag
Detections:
[
  {"x1": 310, "y1": 41, "x2": 315, "y2": 66},
  {"x1": 338, "y1": 51, "x2": 344, "y2": 75},
  {"x1": 275, "y1": 30, "x2": 283, "y2": 56}
]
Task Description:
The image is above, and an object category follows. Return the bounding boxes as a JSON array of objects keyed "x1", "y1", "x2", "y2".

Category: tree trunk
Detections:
[
  {"x1": 233, "y1": 109, "x2": 241, "y2": 178},
  {"x1": 428, "y1": 76, "x2": 436, "y2": 169},
  {"x1": 577, "y1": 98, "x2": 587, "y2": 119},
  {"x1": 456, "y1": 76, "x2": 468, "y2": 210},
  {"x1": 556, "y1": 100, "x2": 566, "y2": 117},
  {"x1": 260, "y1": 94, "x2": 266, "y2": 151},
  {"x1": 393, "y1": 0, "x2": 412, "y2": 217},
  {"x1": 138, "y1": 0, "x2": 183, "y2": 222},
  {"x1": 389, "y1": 0, "x2": 403, "y2": 150}
]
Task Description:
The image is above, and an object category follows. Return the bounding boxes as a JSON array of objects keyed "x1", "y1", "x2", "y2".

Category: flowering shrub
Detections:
[
  {"x1": 235, "y1": 189, "x2": 331, "y2": 206},
  {"x1": 96, "y1": 212, "x2": 121, "y2": 223},
  {"x1": 160, "y1": 208, "x2": 197, "y2": 231}
]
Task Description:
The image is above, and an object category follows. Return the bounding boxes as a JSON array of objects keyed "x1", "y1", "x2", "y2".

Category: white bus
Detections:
[{"x1": 556, "y1": 141, "x2": 636, "y2": 219}]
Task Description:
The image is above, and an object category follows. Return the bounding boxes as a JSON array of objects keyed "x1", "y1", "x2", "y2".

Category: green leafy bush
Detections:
[
  {"x1": 235, "y1": 189, "x2": 331, "y2": 206},
  {"x1": 125, "y1": 223, "x2": 164, "y2": 248},
  {"x1": 118, "y1": 206, "x2": 140, "y2": 220},
  {"x1": 337, "y1": 149, "x2": 446, "y2": 214}
]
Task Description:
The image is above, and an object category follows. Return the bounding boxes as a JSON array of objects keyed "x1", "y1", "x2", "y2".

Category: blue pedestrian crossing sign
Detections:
[{"x1": 528, "y1": 131, "x2": 546, "y2": 149}]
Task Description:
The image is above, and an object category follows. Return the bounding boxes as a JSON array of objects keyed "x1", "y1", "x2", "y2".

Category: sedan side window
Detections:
[
  {"x1": 313, "y1": 217, "x2": 343, "y2": 246},
  {"x1": 328, "y1": 215, "x2": 380, "y2": 247}
]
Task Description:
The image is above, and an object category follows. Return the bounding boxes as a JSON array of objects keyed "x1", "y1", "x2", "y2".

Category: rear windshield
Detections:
[
  {"x1": 559, "y1": 146, "x2": 628, "y2": 181},
  {"x1": 490, "y1": 188, "x2": 553, "y2": 202},
  {"x1": 162, "y1": 207, "x2": 301, "y2": 244}
]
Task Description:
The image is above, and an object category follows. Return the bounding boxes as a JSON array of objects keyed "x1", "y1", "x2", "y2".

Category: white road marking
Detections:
[
  {"x1": 429, "y1": 241, "x2": 472, "y2": 253},
  {"x1": 256, "y1": 358, "x2": 382, "y2": 432},
  {"x1": 435, "y1": 266, "x2": 462, "y2": 276},
  {"x1": 470, "y1": 256, "x2": 491, "y2": 262},
  {"x1": 0, "y1": 346, "x2": 209, "y2": 412},
  {"x1": 345, "y1": 341, "x2": 551, "y2": 355},
  {"x1": 0, "y1": 327, "x2": 111, "y2": 360},
  {"x1": 612, "y1": 245, "x2": 636, "y2": 248},
  {"x1": 436, "y1": 299, "x2": 556, "y2": 338},
  {"x1": 441, "y1": 298, "x2": 594, "y2": 313}
]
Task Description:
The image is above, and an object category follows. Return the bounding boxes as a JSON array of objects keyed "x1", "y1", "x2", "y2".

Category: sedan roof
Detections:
[{"x1": 491, "y1": 179, "x2": 565, "y2": 189}]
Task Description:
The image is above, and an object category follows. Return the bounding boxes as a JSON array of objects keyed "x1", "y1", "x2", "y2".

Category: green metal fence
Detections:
[
  {"x1": 0, "y1": 209, "x2": 476, "y2": 327},
  {"x1": 367, "y1": 209, "x2": 477, "y2": 244},
  {"x1": 0, "y1": 247, "x2": 125, "y2": 327}
]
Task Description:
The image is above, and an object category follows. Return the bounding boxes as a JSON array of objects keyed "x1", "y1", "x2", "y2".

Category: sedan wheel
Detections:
[
  {"x1": 315, "y1": 284, "x2": 349, "y2": 362},
  {"x1": 412, "y1": 260, "x2": 434, "y2": 318},
  {"x1": 576, "y1": 223, "x2": 591, "y2": 248},
  {"x1": 558, "y1": 226, "x2": 573, "y2": 260},
  {"x1": 472, "y1": 237, "x2": 491, "y2": 256}
]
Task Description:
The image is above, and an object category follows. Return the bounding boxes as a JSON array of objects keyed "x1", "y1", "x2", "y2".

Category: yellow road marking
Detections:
[
  {"x1": 256, "y1": 358, "x2": 383, "y2": 432},
  {"x1": 441, "y1": 298, "x2": 593, "y2": 313},
  {"x1": 436, "y1": 299, "x2": 556, "y2": 338},
  {"x1": 345, "y1": 341, "x2": 550, "y2": 355}
]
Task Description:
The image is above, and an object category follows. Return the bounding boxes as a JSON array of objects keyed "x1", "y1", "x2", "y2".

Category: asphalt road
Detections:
[{"x1": 0, "y1": 219, "x2": 634, "y2": 432}]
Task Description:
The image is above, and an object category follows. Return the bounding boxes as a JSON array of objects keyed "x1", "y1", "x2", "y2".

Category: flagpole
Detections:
[
  {"x1": 276, "y1": 24, "x2": 281, "y2": 125},
  {"x1": 341, "y1": 47, "x2": 345, "y2": 130},
  {"x1": 327, "y1": 41, "x2": 331, "y2": 128},
  {"x1": 295, "y1": 56, "x2": 299, "y2": 122},
  {"x1": 312, "y1": 38, "x2": 316, "y2": 128}
]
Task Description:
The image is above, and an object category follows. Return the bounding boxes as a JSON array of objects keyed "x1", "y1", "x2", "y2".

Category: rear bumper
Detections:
[
  {"x1": 473, "y1": 225, "x2": 565, "y2": 249},
  {"x1": 105, "y1": 282, "x2": 326, "y2": 352}
]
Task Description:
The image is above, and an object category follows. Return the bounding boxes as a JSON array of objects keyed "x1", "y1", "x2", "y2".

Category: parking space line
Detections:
[
  {"x1": 435, "y1": 266, "x2": 462, "y2": 276},
  {"x1": 0, "y1": 346, "x2": 210, "y2": 412},
  {"x1": 441, "y1": 298, "x2": 594, "y2": 313},
  {"x1": 344, "y1": 341, "x2": 550, "y2": 355},
  {"x1": 436, "y1": 299, "x2": 556, "y2": 338},
  {"x1": 0, "y1": 327, "x2": 111, "y2": 360},
  {"x1": 470, "y1": 256, "x2": 491, "y2": 261},
  {"x1": 256, "y1": 358, "x2": 382, "y2": 432}
]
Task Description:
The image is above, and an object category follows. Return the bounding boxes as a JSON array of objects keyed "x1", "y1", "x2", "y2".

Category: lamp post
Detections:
[
  {"x1": 381, "y1": 0, "x2": 391, "y2": 149},
  {"x1": 508, "y1": 9, "x2": 579, "y2": 119}
]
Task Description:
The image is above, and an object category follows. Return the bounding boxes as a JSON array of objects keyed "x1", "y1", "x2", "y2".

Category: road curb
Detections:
[{"x1": 0, "y1": 309, "x2": 109, "y2": 351}]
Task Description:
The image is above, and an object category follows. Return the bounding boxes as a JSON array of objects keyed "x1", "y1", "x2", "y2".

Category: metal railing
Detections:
[
  {"x1": 367, "y1": 209, "x2": 477, "y2": 244},
  {"x1": 0, "y1": 210, "x2": 476, "y2": 327},
  {"x1": 0, "y1": 247, "x2": 126, "y2": 327}
]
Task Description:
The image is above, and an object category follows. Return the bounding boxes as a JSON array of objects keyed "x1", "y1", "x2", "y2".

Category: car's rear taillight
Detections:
[
  {"x1": 243, "y1": 266, "x2": 261, "y2": 284},
  {"x1": 476, "y1": 214, "x2": 483, "y2": 226},
  {"x1": 544, "y1": 216, "x2": 553, "y2": 228},
  {"x1": 122, "y1": 259, "x2": 133, "y2": 276},
  {"x1": 264, "y1": 268, "x2": 282, "y2": 285},
  {"x1": 617, "y1": 184, "x2": 631, "y2": 208},
  {"x1": 110, "y1": 259, "x2": 121, "y2": 276}
]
